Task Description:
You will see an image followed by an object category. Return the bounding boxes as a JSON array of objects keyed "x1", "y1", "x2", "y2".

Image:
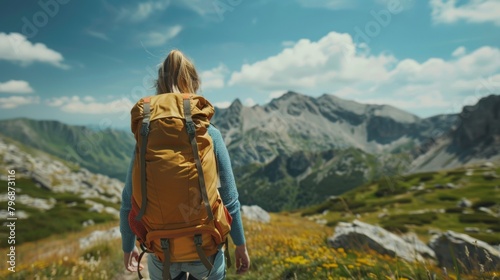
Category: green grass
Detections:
[
  {"x1": 301, "y1": 164, "x2": 500, "y2": 245},
  {"x1": 0, "y1": 179, "x2": 118, "y2": 247}
]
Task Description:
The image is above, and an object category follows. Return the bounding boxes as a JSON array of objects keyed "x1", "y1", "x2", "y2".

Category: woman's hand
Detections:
[
  {"x1": 235, "y1": 244, "x2": 250, "y2": 274},
  {"x1": 124, "y1": 246, "x2": 144, "y2": 272}
]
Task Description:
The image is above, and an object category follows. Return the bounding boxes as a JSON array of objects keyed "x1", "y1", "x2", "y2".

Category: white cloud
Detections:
[
  {"x1": 141, "y1": 25, "x2": 182, "y2": 47},
  {"x1": 116, "y1": 0, "x2": 243, "y2": 22},
  {"x1": 82, "y1": 96, "x2": 95, "y2": 102},
  {"x1": 452, "y1": 46, "x2": 467, "y2": 57},
  {"x1": 282, "y1": 41, "x2": 295, "y2": 48},
  {"x1": 201, "y1": 64, "x2": 229, "y2": 91},
  {"x1": 229, "y1": 32, "x2": 394, "y2": 90},
  {"x1": 118, "y1": 0, "x2": 171, "y2": 22},
  {"x1": 229, "y1": 31, "x2": 500, "y2": 112},
  {"x1": 0, "y1": 33, "x2": 68, "y2": 69},
  {"x1": 297, "y1": 0, "x2": 356, "y2": 10},
  {"x1": 0, "y1": 80, "x2": 34, "y2": 94},
  {"x1": 244, "y1": 98, "x2": 256, "y2": 107},
  {"x1": 430, "y1": 0, "x2": 500, "y2": 26},
  {"x1": 46, "y1": 96, "x2": 133, "y2": 114},
  {"x1": 173, "y1": 0, "x2": 220, "y2": 18},
  {"x1": 0, "y1": 96, "x2": 40, "y2": 109},
  {"x1": 213, "y1": 101, "x2": 231, "y2": 108},
  {"x1": 85, "y1": 30, "x2": 111, "y2": 42}
]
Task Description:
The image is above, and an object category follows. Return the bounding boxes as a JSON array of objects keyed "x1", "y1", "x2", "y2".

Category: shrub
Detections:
[
  {"x1": 467, "y1": 233, "x2": 500, "y2": 245},
  {"x1": 345, "y1": 201, "x2": 366, "y2": 210},
  {"x1": 419, "y1": 174, "x2": 434, "y2": 182},
  {"x1": 353, "y1": 206, "x2": 378, "y2": 214},
  {"x1": 374, "y1": 181, "x2": 406, "y2": 198},
  {"x1": 387, "y1": 213, "x2": 438, "y2": 226},
  {"x1": 459, "y1": 213, "x2": 499, "y2": 224},
  {"x1": 445, "y1": 207, "x2": 464, "y2": 213},
  {"x1": 488, "y1": 224, "x2": 500, "y2": 232},
  {"x1": 382, "y1": 222, "x2": 409, "y2": 233},
  {"x1": 472, "y1": 200, "x2": 498, "y2": 209},
  {"x1": 301, "y1": 201, "x2": 330, "y2": 217},
  {"x1": 438, "y1": 194, "x2": 459, "y2": 201}
]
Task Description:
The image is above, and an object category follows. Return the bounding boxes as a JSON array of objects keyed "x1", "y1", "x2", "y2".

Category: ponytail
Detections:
[{"x1": 156, "y1": 50, "x2": 200, "y2": 94}]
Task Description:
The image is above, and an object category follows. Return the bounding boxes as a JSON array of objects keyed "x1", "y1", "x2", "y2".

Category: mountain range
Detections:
[
  {"x1": 1, "y1": 92, "x2": 499, "y2": 211},
  {"x1": 0, "y1": 118, "x2": 134, "y2": 180},
  {"x1": 211, "y1": 91, "x2": 459, "y2": 167}
]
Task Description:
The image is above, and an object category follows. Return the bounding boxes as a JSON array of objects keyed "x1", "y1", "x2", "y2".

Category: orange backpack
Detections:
[{"x1": 128, "y1": 93, "x2": 232, "y2": 280}]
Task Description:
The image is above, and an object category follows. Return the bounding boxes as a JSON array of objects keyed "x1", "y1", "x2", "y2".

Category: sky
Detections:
[{"x1": 0, "y1": 0, "x2": 499, "y2": 129}]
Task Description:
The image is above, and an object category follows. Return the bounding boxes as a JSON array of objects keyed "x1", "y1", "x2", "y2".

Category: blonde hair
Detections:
[{"x1": 156, "y1": 50, "x2": 201, "y2": 94}]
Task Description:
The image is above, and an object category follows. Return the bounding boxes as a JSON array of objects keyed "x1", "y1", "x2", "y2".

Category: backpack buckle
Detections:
[
  {"x1": 140, "y1": 123, "x2": 149, "y2": 136},
  {"x1": 186, "y1": 121, "x2": 196, "y2": 135},
  {"x1": 194, "y1": 234, "x2": 203, "y2": 246},
  {"x1": 160, "y1": 239, "x2": 170, "y2": 250}
]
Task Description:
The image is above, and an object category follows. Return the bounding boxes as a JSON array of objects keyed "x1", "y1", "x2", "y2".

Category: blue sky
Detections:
[{"x1": 0, "y1": 0, "x2": 499, "y2": 128}]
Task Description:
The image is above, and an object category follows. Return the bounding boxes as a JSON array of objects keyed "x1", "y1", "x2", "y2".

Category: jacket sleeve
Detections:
[
  {"x1": 119, "y1": 152, "x2": 137, "y2": 252},
  {"x1": 208, "y1": 125, "x2": 246, "y2": 246}
]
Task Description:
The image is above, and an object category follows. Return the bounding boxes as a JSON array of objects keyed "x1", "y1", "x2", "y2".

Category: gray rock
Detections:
[
  {"x1": 315, "y1": 219, "x2": 328, "y2": 225},
  {"x1": 378, "y1": 213, "x2": 388, "y2": 219},
  {"x1": 82, "y1": 219, "x2": 95, "y2": 227},
  {"x1": 481, "y1": 162, "x2": 494, "y2": 168},
  {"x1": 410, "y1": 185, "x2": 425, "y2": 191},
  {"x1": 79, "y1": 227, "x2": 121, "y2": 249},
  {"x1": 428, "y1": 229, "x2": 442, "y2": 236},
  {"x1": 31, "y1": 172, "x2": 52, "y2": 191},
  {"x1": 241, "y1": 205, "x2": 271, "y2": 223},
  {"x1": 464, "y1": 227, "x2": 480, "y2": 233},
  {"x1": 457, "y1": 198, "x2": 472, "y2": 208},
  {"x1": 328, "y1": 220, "x2": 436, "y2": 262},
  {"x1": 483, "y1": 171, "x2": 499, "y2": 180},
  {"x1": 445, "y1": 183, "x2": 457, "y2": 189},
  {"x1": 478, "y1": 207, "x2": 499, "y2": 218},
  {"x1": 429, "y1": 231, "x2": 500, "y2": 270}
]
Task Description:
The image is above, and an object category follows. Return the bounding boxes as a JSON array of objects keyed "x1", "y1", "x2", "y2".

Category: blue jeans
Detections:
[{"x1": 148, "y1": 249, "x2": 226, "y2": 280}]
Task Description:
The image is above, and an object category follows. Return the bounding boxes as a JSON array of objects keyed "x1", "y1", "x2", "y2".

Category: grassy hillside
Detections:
[
  {"x1": 301, "y1": 163, "x2": 500, "y2": 245},
  {"x1": 235, "y1": 148, "x2": 388, "y2": 212},
  {"x1": 0, "y1": 118, "x2": 134, "y2": 180},
  {"x1": 2, "y1": 214, "x2": 496, "y2": 279},
  {"x1": 0, "y1": 178, "x2": 118, "y2": 247},
  {"x1": 235, "y1": 148, "x2": 414, "y2": 212}
]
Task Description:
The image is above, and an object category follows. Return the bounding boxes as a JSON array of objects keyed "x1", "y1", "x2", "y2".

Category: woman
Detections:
[{"x1": 119, "y1": 50, "x2": 250, "y2": 279}]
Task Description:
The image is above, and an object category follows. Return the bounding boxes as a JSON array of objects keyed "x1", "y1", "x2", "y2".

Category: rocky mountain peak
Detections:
[
  {"x1": 454, "y1": 94, "x2": 500, "y2": 148},
  {"x1": 210, "y1": 91, "x2": 452, "y2": 167},
  {"x1": 229, "y1": 98, "x2": 242, "y2": 108}
]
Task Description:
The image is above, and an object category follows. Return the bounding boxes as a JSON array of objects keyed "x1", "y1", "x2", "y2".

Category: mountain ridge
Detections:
[
  {"x1": 212, "y1": 91, "x2": 459, "y2": 167},
  {"x1": 0, "y1": 118, "x2": 134, "y2": 180},
  {"x1": 0, "y1": 92, "x2": 498, "y2": 211}
]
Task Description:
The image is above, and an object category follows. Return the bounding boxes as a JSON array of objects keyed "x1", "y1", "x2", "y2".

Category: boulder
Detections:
[
  {"x1": 445, "y1": 183, "x2": 457, "y2": 189},
  {"x1": 483, "y1": 171, "x2": 499, "y2": 180},
  {"x1": 429, "y1": 231, "x2": 500, "y2": 270},
  {"x1": 457, "y1": 198, "x2": 472, "y2": 208},
  {"x1": 478, "y1": 207, "x2": 498, "y2": 218},
  {"x1": 327, "y1": 220, "x2": 435, "y2": 262},
  {"x1": 464, "y1": 227, "x2": 480, "y2": 233},
  {"x1": 79, "y1": 227, "x2": 121, "y2": 249},
  {"x1": 241, "y1": 205, "x2": 271, "y2": 223},
  {"x1": 481, "y1": 162, "x2": 494, "y2": 168}
]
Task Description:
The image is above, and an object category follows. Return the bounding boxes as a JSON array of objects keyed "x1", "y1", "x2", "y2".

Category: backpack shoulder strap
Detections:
[
  {"x1": 135, "y1": 97, "x2": 151, "y2": 221},
  {"x1": 183, "y1": 94, "x2": 214, "y2": 222}
]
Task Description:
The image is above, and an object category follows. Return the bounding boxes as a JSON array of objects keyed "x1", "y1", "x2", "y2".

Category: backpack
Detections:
[{"x1": 128, "y1": 93, "x2": 232, "y2": 280}]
